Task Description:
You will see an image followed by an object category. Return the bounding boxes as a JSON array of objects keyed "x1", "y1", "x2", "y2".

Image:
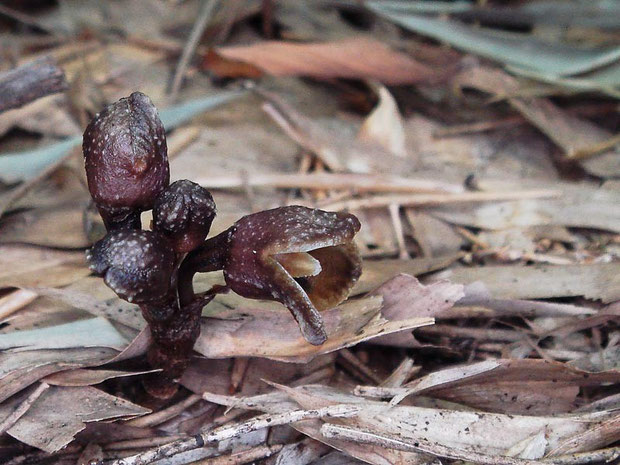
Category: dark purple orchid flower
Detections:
[
  {"x1": 83, "y1": 91, "x2": 169, "y2": 230},
  {"x1": 222, "y1": 206, "x2": 362, "y2": 345},
  {"x1": 153, "y1": 180, "x2": 216, "y2": 254},
  {"x1": 86, "y1": 229, "x2": 175, "y2": 305}
]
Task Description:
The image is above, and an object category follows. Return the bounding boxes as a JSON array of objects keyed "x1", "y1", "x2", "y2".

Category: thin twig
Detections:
[
  {"x1": 311, "y1": 189, "x2": 561, "y2": 211},
  {"x1": 126, "y1": 394, "x2": 202, "y2": 428},
  {"x1": 104, "y1": 435, "x2": 189, "y2": 451},
  {"x1": 169, "y1": 0, "x2": 220, "y2": 100},
  {"x1": 339, "y1": 349, "x2": 383, "y2": 385},
  {"x1": 380, "y1": 357, "x2": 419, "y2": 388},
  {"x1": 193, "y1": 443, "x2": 283, "y2": 464},
  {"x1": 106, "y1": 404, "x2": 359, "y2": 465},
  {"x1": 0, "y1": 289, "x2": 38, "y2": 320},
  {"x1": 194, "y1": 172, "x2": 462, "y2": 193},
  {"x1": 0, "y1": 5, "x2": 60, "y2": 35},
  {"x1": 388, "y1": 203, "x2": 409, "y2": 259},
  {"x1": 0, "y1": 57, "x2": 67, "y2": 113},
  {"x1": 0, "y1": 383, "x2": 49, "y2": 434},
  {"x1": 542, "y1": 447, "x2": 620, "y2": 465},
  {"x1": 570, "y1": 133, "x2": 620, "y2": 160}
]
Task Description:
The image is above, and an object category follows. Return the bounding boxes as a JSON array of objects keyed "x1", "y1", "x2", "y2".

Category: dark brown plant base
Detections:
[{"x1": 141, "y1": 297, "x2": 213, "y2": 399}]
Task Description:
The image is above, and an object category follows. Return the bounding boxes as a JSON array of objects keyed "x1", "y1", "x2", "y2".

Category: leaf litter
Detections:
[{"x1": 0, "y1": 1, "x2": 619, "y2": 464}]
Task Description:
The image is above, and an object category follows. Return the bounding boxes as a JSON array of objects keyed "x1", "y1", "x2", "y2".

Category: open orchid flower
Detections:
[
  {"x1": 222, "y1": 206, "x2": 362, "y2": 345},
  {"x1": 153, "y1": 180, "x2": 216, "y2": 254},
  {"x1": 83, "y1": 91, "x2": 169, "y2": 230}
]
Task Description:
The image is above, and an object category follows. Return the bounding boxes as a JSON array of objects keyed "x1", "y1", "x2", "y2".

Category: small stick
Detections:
[
  {"x1": 104, "y1": 435, "x2": 189, "y2": 451},
  {"x1": 126, "y1": 394, "x2": 202, "y2": 428},
  {"x1": 0, "y1": 383, "x2": 49, "y2": 434},
  {"x1": 418, "y1": 324, "x2": 526, "y2": 342},
  {"x1": 0, "y1": 5, "x2": 59, "y2": 35},
  {"x1": 542, "y1": 447, "x2": 620, "y2": 465},
  {"x1": 388, "y1": 203, "x2": 409, "y2": 260},
  {"x1": 570, "y1": 133, "x2": 620, "y2": 160},
  {"x1": 380, "y1": 357, "x2": 419, "y2": 388},
  {"x1": 169, "y1": 0, "x2": 220, "y2": 100},
  {"x1": 339, "y1": 349, "x2": 383, "y2": 385},
  {"x1": 0, "y1": 289, "x2": 38, "y2": 320},
  {"x1": 313, "y1": 189, "x2": 561, "y2": 211},
  {"x1": 0, "y1": 57, "x2": 67, "y2": 114},
  {"x1": 106, "y1": 404, "x2": 359, "y2": 465},
  {"x1": 192, "y1": 443, "x2": 283, "y2": 465},
  {"x1": 230, "y1": 357, "x2": 250, "y2": 393},
  {"x1": 195, "y1": 172, "x2": 462, "y2": 194}
]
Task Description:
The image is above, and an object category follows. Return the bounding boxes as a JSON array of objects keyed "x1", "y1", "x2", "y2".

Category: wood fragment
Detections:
[
  {"x1": 193, "y1": 443, "x2": 283, "y2": 464},
  {"x1": 313, "y1": 189, "x2": 560, "y2": 211},
  {"x1": 195, "y1": 172, "x2": 462, "y2": 193},
  {"x1": 126, "y1": 394, "x2": 202, "y2": 428},
  {"x1": 0, "y1": 289, "x2": 38, "y2": 320},
  {"x1": 107, "y1": 404, "x2": 359, "y2": 465},
  {"x1": 338, "y1": 349, "x2": 383, "y2": 385},
  {"x1": 0, "y1": 57, "x2": 67, "y2": 114}
]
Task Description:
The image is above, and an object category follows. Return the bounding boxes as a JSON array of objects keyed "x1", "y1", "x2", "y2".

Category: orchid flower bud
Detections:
[
  {"x1": 153, "y1": 180, "x2": 216, "y2": 254},
  {"x1": 223, "y1": 206, "x2": 362, "y2": 345},
  {"x1": 86, "y1": 229, "x2": 175, "y2": 305},
  {"x1": 83, "y1": 92, "x2": 170, "y2": 230}
]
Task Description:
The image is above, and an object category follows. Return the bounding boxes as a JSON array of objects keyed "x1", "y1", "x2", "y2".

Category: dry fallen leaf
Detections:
[
  {"x1": 208, "y1": 37, "x2": 445, "y2": 85},
  {"x1": 5, "y1": 385, "x2": 149, "y2": 453},
  {"x1": 454, "y1": 66, "x2": 620, "y2": 177},
  {"x1": 436, "y1": 262, "x2": 620, "y2": 303},
  {"x1": 0, "y1": 244, "x2": 88, "y2": 289},
  {"x1": 195, "y1": 296, "x2": 433, "y2": 362}
]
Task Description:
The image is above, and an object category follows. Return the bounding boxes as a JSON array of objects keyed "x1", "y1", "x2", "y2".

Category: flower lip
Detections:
[
  {"x1": 223, "y1": 206, "x2": 362, "y2": 345},
  {"x1": 86, "y1": 229, "x2": 175, "y2": 303}
]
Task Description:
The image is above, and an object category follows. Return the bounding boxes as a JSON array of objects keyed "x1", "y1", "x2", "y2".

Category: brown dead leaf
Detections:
[
  {"x1": 353, "y1": 254, "x2": 462, "y2": 295},
  {"x1": 405, "y1": 211, "x2": 465, "y2": 258},
  {"x1": 6, "y1": 385, "x2": 149, "y2": 453},
  {"x1": 260, "y1": 90, "x2": 414, "y2": 174},
  {"x1": 0, "y1": 95, "x2": 80, "y2": 138},
  {"x1": 202, "y1": 48, "x2": 265, "y2": 79},
  {"x1": 195, "y1": 296, "x2": 433, "y2": 362},
  {"x1": 0, "y1": 347, "x2": 118, "y2": 403},
  {"x1": 402, "y1": 359, "x2": 619, "y2": 415},
  {"x1": 43, "y1": 368, "x2": 157, "y2": 387},
  {"x1": 0, "y1": 244, "x2": 88, "y2": 289},
  {"x1": 430, "y1": 181, "x2": 620, "y2": 233},
  {"x1": 0, "y1": 204, "x2": 90, "y2": 248},
  {"x1": 368, "y1": 274, "x2": 464, "y2": 348},
  {"x1": 211, "y1": 37, "x2": 443, "y2": 85}
]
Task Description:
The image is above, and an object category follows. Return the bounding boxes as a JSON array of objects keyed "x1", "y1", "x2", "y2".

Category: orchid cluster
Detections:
[{"x1": 83, "y1": 92, "x2": 362, "y2": 398}]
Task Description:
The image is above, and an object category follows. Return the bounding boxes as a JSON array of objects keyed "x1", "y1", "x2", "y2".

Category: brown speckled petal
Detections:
[{"x1": 83, "y1": 92, "x2": 170, "y2": 229}]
